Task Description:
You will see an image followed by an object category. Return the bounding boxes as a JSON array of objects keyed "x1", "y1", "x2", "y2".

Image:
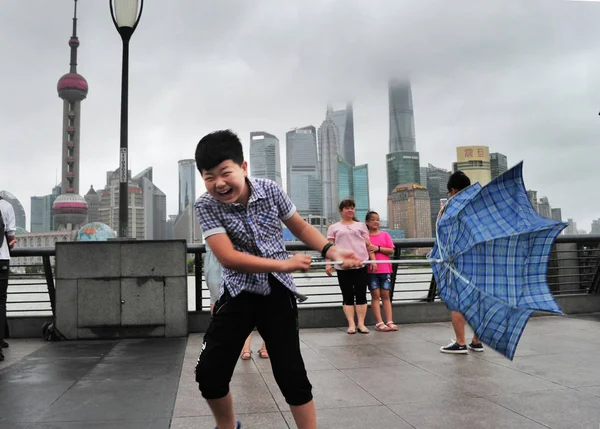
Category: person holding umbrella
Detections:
[
  {"x1": 439, "y1": 171, "x2": 484, "y2": 354},
  {"x1": 431, "y1": 163, "x2": 565, "y2": 360}
]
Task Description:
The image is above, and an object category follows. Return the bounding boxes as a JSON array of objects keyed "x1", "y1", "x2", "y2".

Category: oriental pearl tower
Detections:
[{"x1": 52, "y1": 0, "x2": 89, "y2": 231}]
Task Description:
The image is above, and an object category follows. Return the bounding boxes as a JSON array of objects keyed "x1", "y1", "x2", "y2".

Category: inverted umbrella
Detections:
[{"x1": 429, "y1": 162, "x2": 567, "y2": 360}]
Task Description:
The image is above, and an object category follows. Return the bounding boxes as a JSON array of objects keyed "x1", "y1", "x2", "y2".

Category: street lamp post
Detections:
[{"x1": 109, "y1": 0, "x2": 144, "y2": 238}]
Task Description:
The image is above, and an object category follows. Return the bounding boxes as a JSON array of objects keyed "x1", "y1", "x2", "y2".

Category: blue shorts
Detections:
[{"x1": 368, "y1": 274, "x2": 392, "y2": 291}]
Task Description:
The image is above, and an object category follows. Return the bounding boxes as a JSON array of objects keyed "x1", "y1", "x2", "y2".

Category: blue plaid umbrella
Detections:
[{"x1": 430, "y1": 162, "x2": 567, "y2": 360}]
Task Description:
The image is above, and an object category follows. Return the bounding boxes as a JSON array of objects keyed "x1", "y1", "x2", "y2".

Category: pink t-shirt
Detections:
[
  {"x1": 327, "y1": 221, "x2": 370, "y2": 269},
  {"x1": 369, "y1": 231, "x2": 394, "y2": 274}
]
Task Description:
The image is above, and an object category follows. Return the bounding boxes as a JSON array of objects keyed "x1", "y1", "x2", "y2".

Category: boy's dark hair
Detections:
[
  {"x1": 195, "y1": 130, "x2": 244, "y2": 174},
  {"x1": 447, "y1": 171, "x2": 471, "y2": 192},
  {"x1": 365, "y1": 211, "x2": 378, "y2": 222}
]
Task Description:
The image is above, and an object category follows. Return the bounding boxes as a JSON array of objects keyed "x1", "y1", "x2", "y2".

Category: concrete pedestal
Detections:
[{"x1": 55, "y1": 240, "x2": 188, "y2": 339}]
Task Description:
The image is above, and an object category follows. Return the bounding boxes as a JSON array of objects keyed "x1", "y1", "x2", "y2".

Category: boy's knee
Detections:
[
  {"x1": 285, "y1": 390, "x2": 314, "y2": 407},
  {"x1": 196, "y1": 360, "x2": 229, "y2": 400},
  {"x1": 278, "y1": 376, "x2": 313, "y2": 406}
]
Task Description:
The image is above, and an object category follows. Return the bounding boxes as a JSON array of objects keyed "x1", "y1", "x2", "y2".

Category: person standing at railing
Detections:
[
  {"x1": 0, "y1": 196, "x2": 17, "y2": 362},
  {"x1": 205, "y1": 239, "x2": 223, "y2": 315},
  {"x1": 438, "y1": 171, "x2": 484, "y2": 354},
  {"x1": 364, "y1": 211, "x2": 398, "y2": 332},
  {"x1": 193, "y1": 130, "x2": 361, "y2": 429},
  {"x1": 325, "y1": 199, "x2": 374, "y2": 335}
]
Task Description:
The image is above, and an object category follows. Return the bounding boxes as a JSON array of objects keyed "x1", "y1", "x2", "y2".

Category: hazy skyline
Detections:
[{"x1": 1, "y1": 0, "x2": 599, "y2": 231}]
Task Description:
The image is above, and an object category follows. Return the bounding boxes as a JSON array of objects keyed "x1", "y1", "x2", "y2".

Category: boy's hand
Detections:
[
  {"x1": 327, "y1": 246, "x2": 362, "y2": 269},
  {"x1": 282, "y1": 254, "x2": 312, "y2": 272}
]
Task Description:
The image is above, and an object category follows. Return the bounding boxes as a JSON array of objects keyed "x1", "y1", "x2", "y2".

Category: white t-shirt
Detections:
[{"x1": 0, "y1": 199, "x2": 16, "y2": 260}]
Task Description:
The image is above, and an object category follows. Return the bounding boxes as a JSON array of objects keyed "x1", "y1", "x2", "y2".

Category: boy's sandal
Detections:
[
  {"x1": 386, "y1": 322, "x2": 399, "y2": 331},
  {"x1": 357, "y1": 326, "x2": 370, "y2": 334},
  {"x1": 258, "y1": 348, "x2": 269, "y2": 359},
  {"x1": 375, "y1": 322, "x2": 391, "y2": 332},
  {"x1": 240, "y1": 351, "x2": 252, "y2": 360}
]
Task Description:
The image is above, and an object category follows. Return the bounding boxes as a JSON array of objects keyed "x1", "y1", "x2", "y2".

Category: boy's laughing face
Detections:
[{"x1": 201, "y1": 160, "x2": 250, "y2": 205}]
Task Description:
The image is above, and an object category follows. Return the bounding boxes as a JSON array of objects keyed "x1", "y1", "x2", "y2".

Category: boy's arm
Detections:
[{"x1": 206, "y1": 233, "x2": 301, "y2": 273}]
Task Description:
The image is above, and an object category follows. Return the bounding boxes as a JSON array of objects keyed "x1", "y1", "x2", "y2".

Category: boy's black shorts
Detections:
[{"x1": 195, "y1": 274, "x2": 313, "y2": 406}]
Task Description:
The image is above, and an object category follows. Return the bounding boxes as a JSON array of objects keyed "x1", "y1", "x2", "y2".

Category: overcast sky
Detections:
[{"x1": 1, "y1": 0, "x2": 599, "y2": 232}]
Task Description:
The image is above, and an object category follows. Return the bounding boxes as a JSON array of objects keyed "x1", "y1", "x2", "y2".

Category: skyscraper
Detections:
[
  {"x1": 31, "y1": 195, "x2": 56, "y2": 233},
  {"x1": 386, "y1": 78, "x2": 421, "y2": 214},
  {"x1": 387, "y1": 183, "x2": 431, "y2": 238},
  {"x1": 388, "y1": 79, "x2": 416, "y2": 153},
  {"x1": 134, "y1": 167, "x2": 167, "y2": 240},
  {"x1": 250, "y1": 132, "x2": 282, "y2": 187},
  {"x1": 318, "y1": 111, "x2": 341, "y2": 223},
  {"x1": 538, "y1": 197, "x2": 551, "y2": 219},
  {"x1": 454, "y1": 146, "x2": 492, "y2": 186},
  {"x1": 551, "y1": 208, "x2": 563, "y2": 222},
  {"x1": 178, "y1": 159, "x2": 196, "y2": 215},
  {"x1": 84, "y1": 185, "x2": 100, "y2": 223},
  {"x1": 52, "y1": 0, "x2": 88, "y2": 230},
  {"x1": 565, "y1": 219, "x2": 578, "y2": 235},
  {"x1": 352, "y1": 164, "x2": 370, "y2": 222},
  {"x1": 426, "y1": 164, "x2": 451, "y2": 237},
  {"x1": 527, "y1": 190, "x2": 539, "y2": 213},
  {"x1": 99, "y1": 169, "x2": 145, "y2": 239},
  {"x1": 419, "y1": 167, "x2": 428, "y2": 189},
  {"x1": 286, "y1": 126, "x2": 321, "y2": 217},
  {"x1": 386, "y1": 152, "x2": 420, "y2": 195},
  {"x1": 490, "y1": 152, "x2": 508, "y2": 180},
  {"x1": 328, "y1": 103, "x2": 355, "y2": 166},
  {"x1": 337, "y1": 157, "x2": 353, "y2": 204},
  {"x1": 99, "y1": 167, "x2": 167, "y2": 240}
]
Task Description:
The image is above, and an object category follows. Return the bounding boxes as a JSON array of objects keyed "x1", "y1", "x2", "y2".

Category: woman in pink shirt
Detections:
[
  {"x1": 365, "y1": 211, "x2": 398, "y2": 332},
  {"x1": 326, "y1": 199, "x2": 373, "y2": 334}
]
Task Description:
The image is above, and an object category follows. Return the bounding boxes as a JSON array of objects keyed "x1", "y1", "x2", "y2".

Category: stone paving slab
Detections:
[{"x1": 1, "y1": 314, "x2": 600, "y2": 428}]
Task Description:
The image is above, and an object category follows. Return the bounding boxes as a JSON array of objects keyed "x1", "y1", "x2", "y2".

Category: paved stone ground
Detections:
[{"x1": 2, "y1": 314, "x2": 600, "y2": 428}]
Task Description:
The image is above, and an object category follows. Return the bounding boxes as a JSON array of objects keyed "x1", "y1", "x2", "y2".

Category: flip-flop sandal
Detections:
[
  {"x1": 240, "y1": 351, "x2": 252, "y2": 360},
  {"x1": 258, "y1": 349, "x2": 269, "y2": 359},
  {"x1": 386, "y1": 322, "x2": 399, "y2": 331},
  {"x1": 357, "y1": 327, "x2": 370, "y2": 334},
  {"x1": 347, "y1": 328, "x2": 356, "y2": 334},
  {"x1": 375, "y1": 322, "x2": 391, "y2": 332}
]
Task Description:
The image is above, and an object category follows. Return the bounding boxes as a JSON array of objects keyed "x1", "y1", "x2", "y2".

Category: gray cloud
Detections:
[{"x1": 1, "y1": 0, "x2": 599, "y2": 231}]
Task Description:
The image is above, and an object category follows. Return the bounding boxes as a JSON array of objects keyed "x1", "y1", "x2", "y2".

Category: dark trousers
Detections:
[
  {"x1": 0, "y1": 260, "x2": 9, "y2": 341},
  {"x1": 195, "y1": 275, "x2": 313, "y2": 406},
  {"x1": 336, "y1": 267, "x2": 368, "y2": 305}
]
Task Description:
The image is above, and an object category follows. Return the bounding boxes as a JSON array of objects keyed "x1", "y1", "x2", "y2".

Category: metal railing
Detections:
[
  {"x1": 185, "y1": 235, "x2": 600, "y2": 311},
  {"x1": 8, "y1": 235, "x2": 600, "y2": 316},
  {"x1": 6, "y1": 247, "x2": 56, "y2": 317}
]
